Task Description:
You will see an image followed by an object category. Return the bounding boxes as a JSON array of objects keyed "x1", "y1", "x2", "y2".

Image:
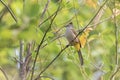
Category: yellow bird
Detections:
[{"x1": 65, "y1": 22, "x2": 92, "y2": 65}]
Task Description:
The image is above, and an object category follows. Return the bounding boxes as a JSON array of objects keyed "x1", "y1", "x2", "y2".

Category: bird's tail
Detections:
[
  {"x1": 78, "y1": 50, "x2": 84, "y2": 65},
  {"x1": 74, "y1": 43, "x2": 83, "y2": 65}
]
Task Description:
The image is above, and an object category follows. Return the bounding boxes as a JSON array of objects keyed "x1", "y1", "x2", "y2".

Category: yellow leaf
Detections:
[
  {"x1": 86, "y1": 0, "x2": 97, "y2": 9},
  {"x1": 79, "y1": 27, "x2": 93, "y2": 48}
]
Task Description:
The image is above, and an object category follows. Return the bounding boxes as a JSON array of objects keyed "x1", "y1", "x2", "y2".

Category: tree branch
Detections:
[
  {"x1": 0, "y1": 0, "x2": 17, "y2": 23},
  {"x1": 30, "y1": 2, "x2": 61, "y2": 80}
]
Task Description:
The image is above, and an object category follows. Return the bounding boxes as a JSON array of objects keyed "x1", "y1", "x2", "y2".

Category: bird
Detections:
[{"x1": 65, "y1": 22, "x2": 92, "y2": 65}]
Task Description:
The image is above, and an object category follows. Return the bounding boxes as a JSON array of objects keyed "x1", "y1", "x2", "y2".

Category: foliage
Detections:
[{"x1": 0, "y1": 0, "x2": 120, "y2": 80}]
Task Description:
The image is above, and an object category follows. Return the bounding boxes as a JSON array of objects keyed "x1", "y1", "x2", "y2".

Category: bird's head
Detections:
[{"x1": 65, "y1": 22, "x2": 73, "y2": 29}]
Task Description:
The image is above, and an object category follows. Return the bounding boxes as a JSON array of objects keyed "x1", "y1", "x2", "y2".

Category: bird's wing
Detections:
[
  {"x1": 71, "y1": 28, "x2": 82, "y2": 47},
  {"x1": 71, "y1": 28, "x2": 78, "y2": 36}
]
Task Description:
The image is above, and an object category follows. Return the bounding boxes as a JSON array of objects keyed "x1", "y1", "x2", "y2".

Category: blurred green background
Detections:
[{"x1": 0, "y1": 0, "x2": 120, "y2": 80}]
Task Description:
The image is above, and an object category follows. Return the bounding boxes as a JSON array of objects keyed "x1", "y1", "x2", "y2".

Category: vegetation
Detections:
[{"x1": 0, "y1": 0, "x2": 120, "y2": 80}]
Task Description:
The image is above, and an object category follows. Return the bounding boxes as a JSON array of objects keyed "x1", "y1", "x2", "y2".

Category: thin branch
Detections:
[
  {"x1": 0, "y1": 67, "x2": 8, "y2": 80},
  {"x1": 0, "y1": 0, "x2": 17, "y2": 23},
  {"x1": 34, "y1": 45, "x2": 69, "y2": 80},
  {"x1": 79, "y1": 0, "x2": 108, "y2": 33},
  {"x1": 40, "y1": 0, "x2": 50, "y2": 18},
  {"x1": 30, "y1": 2, "x2": 61, "y2": 80}
]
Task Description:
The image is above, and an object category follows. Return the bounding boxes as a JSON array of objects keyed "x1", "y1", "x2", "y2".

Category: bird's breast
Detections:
[{"x1": 65, "y1": 29, "x2": 78, "y2": 43}]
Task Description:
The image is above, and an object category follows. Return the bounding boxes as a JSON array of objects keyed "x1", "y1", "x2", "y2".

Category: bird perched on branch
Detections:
[{"x1": 65, "y1": 22, "x2": 92, "y2": 65}]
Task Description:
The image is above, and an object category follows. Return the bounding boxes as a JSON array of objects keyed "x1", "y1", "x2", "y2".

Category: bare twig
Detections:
[
  {"x1": 0, "y1": 67, "x2": 8, "y2": 80},
  {"x1": 0, "y1": 0, "x2": 17, "y2": 22},
  {"x1": 30, "y1": 2, "x2": 61, "y2": 80},
  {"x1": 40, "y1": 0, "x2": 50, "y2": 18}
]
